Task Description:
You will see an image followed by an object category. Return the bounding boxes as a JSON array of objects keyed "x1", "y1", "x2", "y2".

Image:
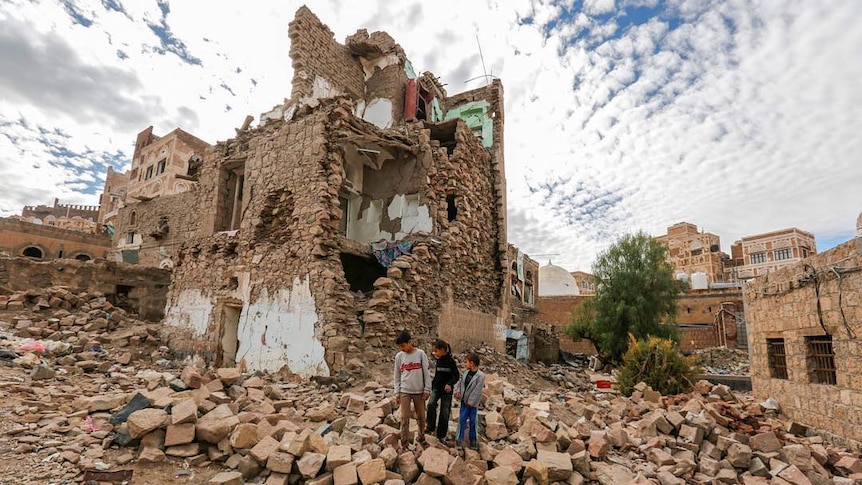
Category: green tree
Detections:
[{"x1": 565, "y1": 231, "x2": 686, "y2": 362}]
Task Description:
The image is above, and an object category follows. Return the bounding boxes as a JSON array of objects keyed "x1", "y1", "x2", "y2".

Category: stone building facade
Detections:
[
  {"x1": 17, "y1": 198, "x2": 102, "y2": 233},
  {"x1": 655, "y1": 222, "x2": 728, "y2": 287},
  {"x1": 127, "y1": 126, "x2": 210, "y2": 201},
  {"x1": 97, "y1": 166, "x2": 130, "y2": 226},
  {"x1": 160, "y1": 7, "x2": 510, "y2": 377},
  {"x1": 0, "y1": 217, "x2": 110, "y2": 261},
  {"x1": 676, "y1": 288, "x2": 744, "y2": 352},
  {"x1": 570, "y1": 270, "x2": 595, "y2": 295},
  {"x1": 746, "y1": 225, "x2": 862, "y2": 446},
  {"x1": 731, "y1": 227, "x2": 817, "y2": 281}
]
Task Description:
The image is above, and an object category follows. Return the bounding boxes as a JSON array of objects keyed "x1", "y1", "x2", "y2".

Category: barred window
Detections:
[
  {"x1": 806, "y1": 335, "x2": 836, "y2": 385},
  {"x1": 766, "y1": 338, "x2": 788, "y2": 379}
]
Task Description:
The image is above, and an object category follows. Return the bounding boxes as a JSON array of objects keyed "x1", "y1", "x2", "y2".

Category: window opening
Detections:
[
  {"x1": 156, "y1": 159, "x2": 167, "y2": 174},
  {"x1": 216, "y1": 167, "x2": 246, "y2": 232},
  {"x1": 129, "y1": 210, "x2": 137, "y2": 226},
  {"x1": 219, "y1": 305, "x2": 241, "y2": 367},
  {"x1": 145, "y1": 166, "x2": 154, "y2": 180},
  {"x1": 339, "y1": 197, "x2": 349, "y2": 235},
  {"x1": 446, "y1": 194, "x2": 457, "y2": 222},
  {"x1": 774, "y1": 248, "x2": 792, "y2": 261},
  {"x1": 74, "y1": 254, "x2": 91, "y2": 261},
  {"x1": 806, "y1": 335, "x2": 836, "y2": 385},
  {"x1": 750, "y1": 252, "x2": 766, "y2": 264},
  {"x1": 23, "y1": 246, "x2": 43, "y2": 259},
  {"x1": 767, "y1": 338, "x2": 788, "y2": 379},
  {"x1": 340, "y1": 253, "x2": 386, "y2": 293}
]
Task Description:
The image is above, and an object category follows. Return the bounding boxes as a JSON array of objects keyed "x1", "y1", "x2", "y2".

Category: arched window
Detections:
[
  {"x1": 23, "y1": 246, "x2": 43, "y2": 259},
  {"x1": 129, "y1": 210, "x2": 137, "y2": 226},
  {"x1": 74, "y1": 254, "x2": 92, "y2": 261}
]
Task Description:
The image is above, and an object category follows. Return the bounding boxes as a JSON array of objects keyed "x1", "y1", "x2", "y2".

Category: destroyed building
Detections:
[{"x1": 159, "y1": 7, "x2": 510, "y2": 377}]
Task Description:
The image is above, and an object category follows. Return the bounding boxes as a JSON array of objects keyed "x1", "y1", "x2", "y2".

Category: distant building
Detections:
[
  {"x1": 0, "y1": 217, "x2": 109, "y2": 261},
  {"x1": 570, "y1": 270, "x2": 595, "y2": 295},
  {"x1": 97, "y1": 167, "x2": 130, "y2": 226},
  {"x1": 127, "y1": 126, "x2": 210, "y2": 201},
  {"x1": 731, "y1": 227, "x2": 816, "y2": 281},
  {"x1": 655, "y1": 222, "x2": 728, "y2": 287}
]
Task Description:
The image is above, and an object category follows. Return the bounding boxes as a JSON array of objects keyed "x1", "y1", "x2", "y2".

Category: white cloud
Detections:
[{"x1": 0, "y1": 0, "x2": 859, "y2": 272}]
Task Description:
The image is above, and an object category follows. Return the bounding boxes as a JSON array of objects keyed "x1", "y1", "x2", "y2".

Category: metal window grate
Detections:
[
  {"x1": 807, "y1": 336, "x2": 837, "y2": 385},
  {"x1": 767, "y1": 339, "x2": 788, "y2": 379}
]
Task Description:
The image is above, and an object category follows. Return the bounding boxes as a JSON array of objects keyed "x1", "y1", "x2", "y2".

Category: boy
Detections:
[
  {"x1": 454, "y1": 352, "x2": 485, "y2": 450},
  {"x1": 426, "y1": 339, "x2": 459, "y2": 441},
  {"x1": 393, "y1": 330, "x2": 431, "y2": 447}
]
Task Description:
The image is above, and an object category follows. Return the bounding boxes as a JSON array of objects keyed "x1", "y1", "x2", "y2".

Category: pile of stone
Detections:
[
  {"x1": 455, "y1": 344, "x2": 591, "y2": 393},
  {"x1": 693, "y1": 347, "x2": 751, "y2": 375},
  {"x1": 0, "y1": 286, "x2": 161, "y2": 381}
]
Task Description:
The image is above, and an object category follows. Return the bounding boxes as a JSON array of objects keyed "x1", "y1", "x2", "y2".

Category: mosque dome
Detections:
[{"x1": 538, "y1": 263, "x2": 581, "y2": 296}]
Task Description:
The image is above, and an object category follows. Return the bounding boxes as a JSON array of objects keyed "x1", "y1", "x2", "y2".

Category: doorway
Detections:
[{"x1": 219, "y1": 305, "x2": 241, "y2": 367}]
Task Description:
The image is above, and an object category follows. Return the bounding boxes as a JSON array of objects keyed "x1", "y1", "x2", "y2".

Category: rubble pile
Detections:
[
  {"x1": 693, "y1": 347, "x2": 751, "y2": 375},
  {"x1": 455, "y1": 344, "x2": 591, "y2": 393},
  {"x1": 3, "y1": 337, "x2": 862, "y2": 485}
]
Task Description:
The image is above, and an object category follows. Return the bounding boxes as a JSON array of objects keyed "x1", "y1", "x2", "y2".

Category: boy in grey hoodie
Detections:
[
  {"x1": 393, "y1": 331, "x2": 431, "y2": 447},
  {"x1": 454, "y1": 352, "x2": 485, "y2": 450}
]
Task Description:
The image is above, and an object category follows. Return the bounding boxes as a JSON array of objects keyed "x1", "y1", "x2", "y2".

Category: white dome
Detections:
[{"x1": 538, "y1": 264, "x2": 581, "y2": 297}]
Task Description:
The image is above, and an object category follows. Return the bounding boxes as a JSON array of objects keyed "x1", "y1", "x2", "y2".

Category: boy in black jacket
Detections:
[{"x1": 425, "y1": 339, "x2": 460, "y2": 441}]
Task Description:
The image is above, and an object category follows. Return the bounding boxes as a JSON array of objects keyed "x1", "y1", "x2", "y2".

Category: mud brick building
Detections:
[
  {"x1": 746, "y1": 213, "x2": 862, "y2": 447},
  {"x1": 731, "y1": 227, "x2": 817, "y2": 281},
  {"x1": 160, "y1": 7, "x2": 510, "y2": 377},
  {"x1": 655, "y1": 222, "x2": 729, "y2": 287},
  {"x1": 0, "y1": 217, "x2": 110, "y2": 261}
]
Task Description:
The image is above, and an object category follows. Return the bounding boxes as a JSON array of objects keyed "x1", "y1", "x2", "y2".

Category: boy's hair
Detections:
[
  {"x1": 432, "y1": 339, "x2": 451, "y2": 354},
  {"x1": 466, "y1": 353, "x2": 480, "y2": 366},
  {"x1": 395, "y1": 331, "x2": 411, "y2": 345}
]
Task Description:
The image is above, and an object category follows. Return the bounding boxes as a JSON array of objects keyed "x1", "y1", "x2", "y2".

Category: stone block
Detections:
[
  {"x1": 334, "y1": 462, "x2": 358, "y2": 485},
  {"x1": 267, "y1": 451, "x2": 295, "y2": 474},
  {"x1": 208, "y1": 471, "x2": 243, "y2": 485},
  {"x1": 297, "y1": 451, "x2": 326, "y2": 479},
  {"x1": 127, "y1": 409, "x2": 168, "y2": 439},
  {"x1": 357, "y1": 458, "x2": 387, "y2": 485}
]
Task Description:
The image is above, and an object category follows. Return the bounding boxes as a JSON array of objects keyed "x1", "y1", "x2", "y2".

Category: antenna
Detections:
[
  {"x1": 531, "y1": 253, "x2": 560, "y2": 265},
  {"x1": 465, "y1": 34, "x2": 497, "y2": 85}
]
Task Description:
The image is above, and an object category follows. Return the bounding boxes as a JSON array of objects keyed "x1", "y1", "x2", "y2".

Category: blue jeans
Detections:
[
  {"x1": 426, "y1": 390, "x2": 453, "y2": 439},
  {"x1": 457, "y1": 403, "x2": 478, "y2": 443}
]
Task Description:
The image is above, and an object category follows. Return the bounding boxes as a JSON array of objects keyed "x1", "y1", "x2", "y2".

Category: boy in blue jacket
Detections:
[{"x1": 454, "y1": 352, "x2": 485, "y2": 450}]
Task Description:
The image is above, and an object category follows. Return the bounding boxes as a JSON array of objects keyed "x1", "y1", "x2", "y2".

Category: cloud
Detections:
[
  {"x1": 0, "y1": 0, "x2": 859, "y2": 275},
  {"x1": 0, "y1": 17, "x2": 166, "y2": 131}
]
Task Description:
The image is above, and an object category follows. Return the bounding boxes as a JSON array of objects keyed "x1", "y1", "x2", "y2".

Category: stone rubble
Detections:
[
  {"x1": 0, "y1": 293, "x2": 860, "y2": 484},
  {"x1": 3, "y1": 319, "x2": 862, "y2": 485}
]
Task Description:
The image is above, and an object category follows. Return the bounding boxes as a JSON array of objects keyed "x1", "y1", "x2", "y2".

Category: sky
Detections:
[{"x1": 1, "y1": 0, "x2": 860, "y2": 271}]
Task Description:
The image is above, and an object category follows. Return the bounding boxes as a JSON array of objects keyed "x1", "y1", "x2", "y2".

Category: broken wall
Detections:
[
  {"x1": 288, "y1": 7, "x2": 365, "y2": 102},
  {"x1": 0, "y1": 257, "x2": 170, "y2": 321},
  {"x1": 746, "y1": 238, "x2": 862, "y2": 446},
  {"x1": 112, "y1": 190, "x2": 201, "y2": 268}
]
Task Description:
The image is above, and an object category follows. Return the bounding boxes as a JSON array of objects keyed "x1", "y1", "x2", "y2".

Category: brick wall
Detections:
[
  {"x1": 679, "y1": 326, "x2": 720, "y2": 352},
  {"x1": 438, "y1": 301, "x2": 500, "y2": 354},
  {"x1": 746, "y1": 238, "x2": 862, "y2": 446},
  {"x1": 0, "y1": 218, "x2": 110, "y2": 260},
  {"x1": 288, "y1": 7, "x2": 365, "y2": 101},
  {"x1": 536, "y1": 296, "x2": 598, "y2": 354}
]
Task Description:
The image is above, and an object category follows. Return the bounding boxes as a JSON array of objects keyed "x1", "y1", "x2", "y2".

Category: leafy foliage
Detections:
[
  {"x1": 615, "y1": 335, "x2": 698, "y2": 397},
  {"x1": 565, "y1": 231, "x2": 685, "y2": 362}
]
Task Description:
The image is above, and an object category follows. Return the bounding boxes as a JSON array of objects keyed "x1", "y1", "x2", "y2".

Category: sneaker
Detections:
[{"x1": 470, "y1": 440, "x2": 479, "y2": 451}]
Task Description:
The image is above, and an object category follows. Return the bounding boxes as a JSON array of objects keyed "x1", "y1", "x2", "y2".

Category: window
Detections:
[
  {"x1": 145, "y1": 166, "x2": 154, "y2": 180},
  {"x1": 767, "y1": 338, "x2": 788, "y2": 379},
  {"x1": 806, "y1": 335, "x2": 836, "y2": 385},
  {"x1": 126, "y1": 232, "x2": 135, "y2": 244},
  {"x1": 774, "y1": 248, "x2": 792, "y2": 261},
  {"x1": 446, "y1": 194, "x2": 457, "y2": 222},
  {"x1": 23, "y1": 246, "x2": 43, "y2": 259},
  {"x1": 750, "y1": 252, "x2": 766, "y2": 264},
  {"x1": 156, "y1": 159, "x2": 167, "y2": 174},
  {"x1": 215, "y1": 167, "x2": 245, "y2": 232},
  {"x1": 129, "y1": 210, "x2": 137, "y2": 226}
]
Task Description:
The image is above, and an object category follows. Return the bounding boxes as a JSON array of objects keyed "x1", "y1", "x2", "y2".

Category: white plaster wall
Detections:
[
  {"x1": 348, "y1": 198, "x2": 391, "y2": 243},
  {"x1": 359, "y1": 53, "x2": 400, "y2": 80},
  {"x1": 390, "y1": 194, "x2": 432, "y2": 239},
  {"x1": 235, "y1": 277, "x2": 328, "y2": 378},
  {"x1": 363, "y1": 99, "x2": 393, "y2": 129},
  {"x1": 164, "y1": 289, "x2": 213, "y2": 335}
]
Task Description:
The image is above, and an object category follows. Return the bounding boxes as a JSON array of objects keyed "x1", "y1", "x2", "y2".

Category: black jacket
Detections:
[{"x1": 431, "y1": 354, "x2": 460, "y2": 393}]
